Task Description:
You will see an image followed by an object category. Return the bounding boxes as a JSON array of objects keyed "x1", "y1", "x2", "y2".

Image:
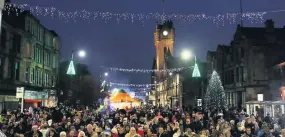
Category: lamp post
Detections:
[
  {"x1": 177, "y1": 50, "x2": 201, "y2": 108},
  {"x1": 66, "y1": 50, "x2": 86, "y2": 104}
]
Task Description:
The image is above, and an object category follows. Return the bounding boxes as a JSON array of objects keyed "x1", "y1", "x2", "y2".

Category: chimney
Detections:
[{"x1": 265, "y1": 19, "x2": 274, "y2": 32}]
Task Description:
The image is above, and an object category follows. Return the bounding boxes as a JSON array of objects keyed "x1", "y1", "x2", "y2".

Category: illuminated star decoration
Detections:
[{"x1": 4, "y1": 3, "x2": 285, "y2": 24}]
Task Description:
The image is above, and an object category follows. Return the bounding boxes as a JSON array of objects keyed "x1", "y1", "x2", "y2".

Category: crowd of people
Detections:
[{"x1": 0, "y1": 104, "x2": 285, "y2": 137}]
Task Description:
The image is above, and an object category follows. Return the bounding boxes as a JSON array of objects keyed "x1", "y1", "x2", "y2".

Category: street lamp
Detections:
[
  {"x1": 169, "y1": 72, "x2": 173, "y2": 76},
  {"x1": 78, "y1": 50, "x2": 86, "y2": 58},
  {"x1": 104, "y1": 72, "x2": 108, "y2": 76},
  {"x1": 180, "y1": 50, "x2": 201, "y2": 78},
  {"x1": 181, "y1": 50, "x2": 191, "y2": 60}
]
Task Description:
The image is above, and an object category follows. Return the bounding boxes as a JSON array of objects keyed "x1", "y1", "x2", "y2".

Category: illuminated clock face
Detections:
[{"x1": 163, "y1": 30, "x2": 168, "y2": 36}]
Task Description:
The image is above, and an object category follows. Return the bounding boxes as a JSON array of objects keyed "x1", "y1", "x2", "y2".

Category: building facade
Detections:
[
  {"x1": 0, "y1": 9, "x2": 60, "y2": 109},
  {"x1": 207, "y1": 20, "x2": 285, "y2": 108},
  {"x1": 150, "y1": 20, "x2": 206, "y2": 108}
]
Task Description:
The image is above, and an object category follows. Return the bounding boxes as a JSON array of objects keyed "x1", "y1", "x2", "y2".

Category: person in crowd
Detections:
[{"x1": 1, "y1": 103, "x2": 285, "y2": 137}]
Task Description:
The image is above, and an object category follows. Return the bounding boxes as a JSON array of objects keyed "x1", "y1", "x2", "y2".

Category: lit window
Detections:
[{"x1": 26, "y1": 44, "x2": 30, "y2": 57}]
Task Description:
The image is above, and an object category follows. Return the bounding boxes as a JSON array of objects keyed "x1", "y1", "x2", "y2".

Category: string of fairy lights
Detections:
[
  {"x1": 4, "y1": 3, "x2": 285, "y2": 24},
  {"x1": 101, "y1": 66, "x2": 187, "y2": 88},
  {"x1": 109, "y1": 66, "x2": 190, "y2": 73}
]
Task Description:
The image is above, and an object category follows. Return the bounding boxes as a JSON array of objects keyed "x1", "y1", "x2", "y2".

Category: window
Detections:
[
  {"x1": 52, "y1": 55, "x2": 56, "y2": 68},
  {"x1": 240, "y1": 67, "x2": 244, "y2": 81},
  {"x1": 33, "y1": 24, "x2": 37, "y2": 36},
  {"x1": 25, "y1": 67, "x2": 29, "y2": 82},
  {"x1": 53, "y1": 38, "x2": 56, "y2": 48},
  {"x1": 46, "y1": 73, "x2": 49, "y2": 86},
  {"x1": 46, "y1": 35, "x2": 50, "y2": 46},
  {"x1": 35, "y1": 45, "x2": 42, "y2": 63},
  {"x1": 15, "y1": 62, "x2": 20, "y2": 81},
  {"x1": 241, "y1": 48, "x2": 244, "y2": 58},
  {"x1": 30, "y1": 68, "x2": 34, "y2": 83},
  {"x1": 39, "y1": 69, "x2": 42, "y2": 86},
  {"x1": 32, "y1": 45, "x2": 35, "y2": 60},
  {"x1": 31, "y1": 22, "x2": 34, "y2": 35},
  {"x1": 26, "y1": 44, "x2": 30, "y2": 57},
  {"x1": 52, "y1": 76, "x2": 56, "y2": 87},
  {"x1": 8, "y1": 60, "x2": 13, "y2": 79},
  {"x1": 40, "y1": 29, "x2": 44, "y2": 42},
  {"x1": 27, "y1": 19, "x2": 31, "y2": 33},
  {"x1": 44, "y1": 72, "x2": 47, "y2": 86},
  {"x1": 37, "y1": 26, "x2": 40, "y2": 40},
  {"x1": 35, "y1": 68, "x2": 38, "y2": 85},
  {"x1": 236, "y1": 67, "x2": 239, "y2": 82},
  {"x1": 0, "y1": 58, "x2": 3, "y2": 79}
]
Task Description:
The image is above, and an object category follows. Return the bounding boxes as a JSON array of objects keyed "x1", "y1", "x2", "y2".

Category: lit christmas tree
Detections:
[{"x1": 204, "y1": 70, "x2": 227, "y2": 111}]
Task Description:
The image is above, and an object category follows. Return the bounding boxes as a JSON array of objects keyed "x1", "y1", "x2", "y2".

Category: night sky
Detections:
[{"x1": 12, "y1": 0, "x2": 285, "y2": 85}]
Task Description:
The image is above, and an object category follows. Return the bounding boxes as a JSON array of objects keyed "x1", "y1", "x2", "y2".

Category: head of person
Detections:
[
  {"x1": 158, "y1": 127, "x2": 164, "y2": 134},
  {"x1": 87, "y1": 124, "x2": 93, "y2": 133},
  {"x1": 69, "y1": 130, "x2": 75, "y2": 136},
  {"x1": 60, "y1": 131, "x2": 67, "y2": 137},
  {"x1": 245, "y1": 126, "x2": 251, "y2": 135},
  {"x1": 49, "y1": 128, "x2": 56, "y2": 136},
  {"x1": 32, "y1": 125, "x2": 38, "y2": 132},
  {"x1": 129, "y1": 127, "x2": 136, "y2": 135},
  {"x1": 78, "y1": 131, "x2": 85, "y2": 137}
]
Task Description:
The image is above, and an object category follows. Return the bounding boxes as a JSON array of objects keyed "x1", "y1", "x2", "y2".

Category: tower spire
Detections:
[
  {"x1": 240, "y1": 0, "x2": 243, "y2": 26},
  {"x1": 162, "y1": 0, "x2": 165, "y2": 22}
]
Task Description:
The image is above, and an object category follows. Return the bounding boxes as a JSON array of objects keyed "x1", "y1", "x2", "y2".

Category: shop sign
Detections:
[
  {"x1": 16, "y1": 87, "x2": 24, "y2": 98},
  {"x1": 5, "y1": 96, "x2": 19, "y2": 102},
  {"x1": 0, "y1": 96, "x2": 19, "y2": 102},
  {"x1": 38, "y1": 92, "x2": 48, "y2": 99},
  {"x1": 24, "y1": 90, "x2": 38, "y2": 100}
]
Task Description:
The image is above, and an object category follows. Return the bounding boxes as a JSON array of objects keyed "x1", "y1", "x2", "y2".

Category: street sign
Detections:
[
  {"x1": 197, "y1": 99, "x2": 202, "y2": 107},
  {"x1": 16, "y1": 87, "x2": 24, "y2": 98}
]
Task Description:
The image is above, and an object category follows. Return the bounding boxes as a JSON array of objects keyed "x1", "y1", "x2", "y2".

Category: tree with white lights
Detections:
[{"x1": 204, "y1": 70, "x2": 227, "y2": 111}]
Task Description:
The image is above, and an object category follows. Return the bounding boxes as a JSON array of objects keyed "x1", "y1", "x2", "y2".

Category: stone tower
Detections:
[{"x1": 154, "y1": 20, "x2": 175, "y2": 72}]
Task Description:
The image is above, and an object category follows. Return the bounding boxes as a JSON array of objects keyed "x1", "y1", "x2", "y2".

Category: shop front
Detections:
[
  {"x1": 0, "y1": 95, "x2": 19, "y2": 111},
  {"x1": 246, "y1": 101, "x2": 285, "y2": 117},
  {"x1": 24, "y1": 90, "x2": 48, "y2": 108}
]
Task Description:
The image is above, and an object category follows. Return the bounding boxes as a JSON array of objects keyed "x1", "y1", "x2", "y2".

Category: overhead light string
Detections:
[{"x1": 4, "y1": 3, "x2": 285, "y2": 25}]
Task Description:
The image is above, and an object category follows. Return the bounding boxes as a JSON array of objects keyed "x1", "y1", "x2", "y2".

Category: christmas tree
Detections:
[{"x1": 204, "y1": 70, "x2": 228, "y2": 111}]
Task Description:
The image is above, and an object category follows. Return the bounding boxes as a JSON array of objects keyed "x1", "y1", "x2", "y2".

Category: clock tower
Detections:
[{"x1": 154, "y1": 20, "x2": 175, "y2": 72}]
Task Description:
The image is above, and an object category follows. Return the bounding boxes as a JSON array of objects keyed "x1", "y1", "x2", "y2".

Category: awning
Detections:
[{"x1": 25, "y1": 99, "x2": 41, "y2": 103}]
